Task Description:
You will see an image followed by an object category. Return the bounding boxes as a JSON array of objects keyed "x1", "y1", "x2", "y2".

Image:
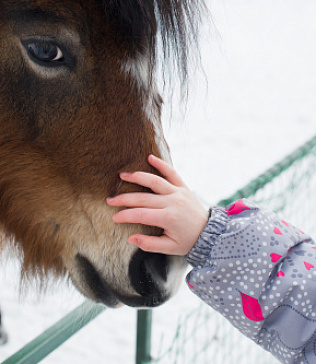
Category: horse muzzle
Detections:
[{"x1": 74, "y1": 250, "x2": 186, "y2": 308}]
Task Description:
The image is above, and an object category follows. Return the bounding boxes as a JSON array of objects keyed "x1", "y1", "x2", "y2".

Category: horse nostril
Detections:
[
  {"x1": 129, "y1": 249, "x2": 168, "y2": 298},
  {"x1": 145, "y1": 252, "x2": 168, "y2": 282}
]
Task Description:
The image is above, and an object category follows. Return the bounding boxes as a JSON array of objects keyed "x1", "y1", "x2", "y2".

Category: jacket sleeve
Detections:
[{"x1": 186, "y1": 199, "x2": 316, "y2": 364}]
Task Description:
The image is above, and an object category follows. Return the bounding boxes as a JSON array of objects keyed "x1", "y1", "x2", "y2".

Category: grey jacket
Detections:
[{"x1": 186, "y1": 199, "x2": 316, "y2": 364}]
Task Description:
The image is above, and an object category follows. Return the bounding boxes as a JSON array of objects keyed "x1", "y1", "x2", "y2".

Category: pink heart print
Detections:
[
  {"x1": 240, "y1": 291, "x2": 265, "y2": 322},
  {"x1": 304, "y1": 262, "x2": 314, "y2": 271},
  {"x1": 273, "y1": 227, "x2": 282, "y2": 235},
  {"x1": 270, "y1": 253, "x2": 282, "y2": 263},
  {"x1": 227, "y1": 200, "x2": 250, "y2": 216}
]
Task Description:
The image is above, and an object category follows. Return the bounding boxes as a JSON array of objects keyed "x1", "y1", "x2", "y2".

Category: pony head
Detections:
[{"x1": 0, "y1": 0, "x2": 203, "y2": 307}]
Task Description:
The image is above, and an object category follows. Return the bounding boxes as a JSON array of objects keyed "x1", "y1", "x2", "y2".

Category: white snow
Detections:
[{"x1": 1, "y1": 0, "x2": 316, "y2": 363}]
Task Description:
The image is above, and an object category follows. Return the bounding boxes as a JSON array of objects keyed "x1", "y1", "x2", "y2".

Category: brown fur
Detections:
[{"x1": 0, "y1": 0, "x2": 202, "y2": 306}]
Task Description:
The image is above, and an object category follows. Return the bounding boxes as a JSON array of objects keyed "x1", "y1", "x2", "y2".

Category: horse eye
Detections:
[{"x1": 26, "y1": 42, "x2": 64, "y2": 63}]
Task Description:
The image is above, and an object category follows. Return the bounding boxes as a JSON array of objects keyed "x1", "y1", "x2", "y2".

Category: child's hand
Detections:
[{"x1": 106, "y1": 155, "x2": 209, "y2": 256}]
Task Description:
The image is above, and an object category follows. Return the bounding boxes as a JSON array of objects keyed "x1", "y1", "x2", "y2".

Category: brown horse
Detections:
[{"x1": 0, "y1": 0, "x2": 204, "y2": 308}]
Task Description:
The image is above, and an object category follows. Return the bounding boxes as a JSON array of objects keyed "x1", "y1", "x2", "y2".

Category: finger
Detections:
[
  {"x1": 148, "y1": 155, "x2": 186, "y2": 188},
  {"x1": 120, "y1": 171, "x2": 174, "y2": 195},
  {"x1": 128, "y1": 234, "x2": 179, "y2": 255},
  {"x1": 112, "y1": 208, "x2": 165, "y2": 229},
  {"x1": 107, "y1": 193, "x2": 165, "y2": 209}
]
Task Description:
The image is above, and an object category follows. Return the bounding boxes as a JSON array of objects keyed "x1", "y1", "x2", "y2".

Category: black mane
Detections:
[{"x1": 103, "y1": 0, "x2": 206, "y2": 86}]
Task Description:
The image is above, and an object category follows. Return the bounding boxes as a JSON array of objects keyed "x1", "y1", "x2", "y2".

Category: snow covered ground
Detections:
[{"x1": 1, "y1": 0, "x2": 316, "y2": 363}]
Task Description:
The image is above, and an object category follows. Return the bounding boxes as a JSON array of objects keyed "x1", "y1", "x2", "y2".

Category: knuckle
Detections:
[
  {"x1": 172, "y1": 194, "x2": 183, "y2": 207},
  {"x1": 165, "y1": 210, "x2": 176, "y2": 225},
  {"x1": 149, "y1": 176, "x2": 160, "y2": 190},
  {"x1": 135, "y1": 209, "x2": 146, "y2": 222},
  {"x1": 137, "y1": 193, "x2": 149, "y2": 205}
]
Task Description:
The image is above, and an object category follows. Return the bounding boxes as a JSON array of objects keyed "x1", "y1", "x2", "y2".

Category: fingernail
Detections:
[
  {"x1": 120, "y1": 172, "x2": 132, "y2": 178},
  {"x1": 128, "y1": 237, "x2": 139, "y2": 245},
  {"x1": 107, "y1": 197, "x2": 114, "y2": 202},
  {"x1": 112, "y1": 214, "x2": 119, "y2": 222}
]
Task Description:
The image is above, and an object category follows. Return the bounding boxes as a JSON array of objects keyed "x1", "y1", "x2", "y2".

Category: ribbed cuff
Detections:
[{"x1": 186, "y1": 206, "x2": 229, "y2": 267}]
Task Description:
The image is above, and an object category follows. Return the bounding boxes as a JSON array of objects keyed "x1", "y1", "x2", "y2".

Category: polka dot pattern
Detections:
[{"x1": 186, "y1": 199, "x2": 316, "y2": 364}]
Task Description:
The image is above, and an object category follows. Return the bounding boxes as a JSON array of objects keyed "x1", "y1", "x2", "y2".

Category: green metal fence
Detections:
[
  {"x1": 1, "y1": 301, "x2": 105, "y2": 364},
  {"x1": 147, "y1": 135, "x2": 316, "y2": 364},
  {"x1": 2, "y1": 135, "x2": 316, "y2": 364}
]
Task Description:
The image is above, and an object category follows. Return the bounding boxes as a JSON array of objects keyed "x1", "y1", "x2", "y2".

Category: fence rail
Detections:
[
  {"x1": 3, "y1": 135, "x2": 316, "y2": 364},
  {"x1": 2, "y1": 301, "x2": 105, "y2": 364}
]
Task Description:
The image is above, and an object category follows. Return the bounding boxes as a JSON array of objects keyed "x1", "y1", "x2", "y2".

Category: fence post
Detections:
[{"x1": 136, "y1": 309, "x2": 152, "y2": 364}]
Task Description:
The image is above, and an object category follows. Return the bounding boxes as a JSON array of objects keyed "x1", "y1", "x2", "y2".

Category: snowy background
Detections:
[{"x1": 1, "y1": 0, "x2": 316, "y2": 363}]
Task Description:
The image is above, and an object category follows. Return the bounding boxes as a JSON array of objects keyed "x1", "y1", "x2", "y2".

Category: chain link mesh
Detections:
[{"x1": 151, "y1": 136, "x2": 316, "y2": 364}]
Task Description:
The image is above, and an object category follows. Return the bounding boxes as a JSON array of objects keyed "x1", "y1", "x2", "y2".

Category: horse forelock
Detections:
[
  {"x1": 105, "y1": 0, "x2": 206, "y2": 158},
  {"x1": 100, "y1": 0, "x2": 206, "y2": 86}
]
